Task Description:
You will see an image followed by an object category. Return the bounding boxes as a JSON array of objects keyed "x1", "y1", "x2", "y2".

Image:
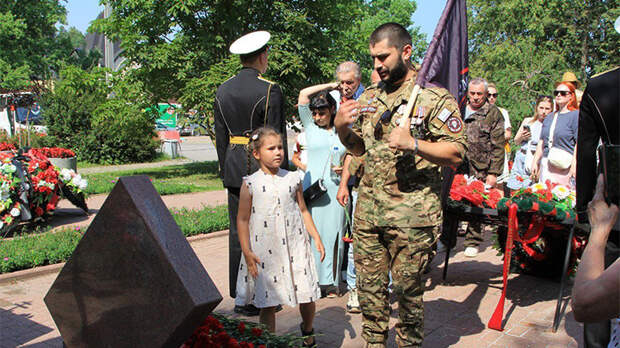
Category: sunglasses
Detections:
[
  {"x1": 374, "y1": 109, "x2": 393, "y2": 140},
  {"x1": 553, "y1": 90, "x2": 572, "y2": 97},
  {"x1": 488, "y1": 93, "x2": 498, "y2": 98}
]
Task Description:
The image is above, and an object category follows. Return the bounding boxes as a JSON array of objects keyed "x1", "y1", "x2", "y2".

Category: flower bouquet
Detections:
[
  {"x1": 0, "y1": 153, "x2": 24, "y2": 235},
  {"x1": 0, "y1": 142, "x2": 16, "y2": 152},
  {"x1": 0, "y1": 147, "x2": 88, "y2": 234},
  {"x1": 447, "y1": 174, "x2": 504, "y2": 224},
  {"x1": 182, "y1": 313, "x2": 305, "y2": 348},
  {"x1": 29, "y1": 147, "x2": 76, "y2": 159},
  {"x1": 57, "y1": 168, "x2": 89, "y2": 213},
  {"x1": 493, "y1": 180, "x2": 584, "y2": 277}
]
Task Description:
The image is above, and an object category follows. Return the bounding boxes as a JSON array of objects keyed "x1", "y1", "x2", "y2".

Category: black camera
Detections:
[{"x1": 598, "y1": 144, "x2": 620, "y2": 206}]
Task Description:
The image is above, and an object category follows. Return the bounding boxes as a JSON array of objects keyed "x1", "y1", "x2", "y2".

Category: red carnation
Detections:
[
  {"x1": 237, "y1": 322, "x2": 246, "y2": 334},
  {"x1": 34, "y1": 206, "x2": 44, "y2": 216},
  {"x1": 251, "y1": 327, "x2": 263, "y2": 337}
]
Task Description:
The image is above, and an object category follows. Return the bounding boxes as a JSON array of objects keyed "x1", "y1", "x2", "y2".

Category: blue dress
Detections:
[{"x1": 298, "y1": 104, "x2": 346, "y2": 287}]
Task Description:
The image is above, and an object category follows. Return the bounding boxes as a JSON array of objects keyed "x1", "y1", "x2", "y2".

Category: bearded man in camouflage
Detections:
[{"x1": 334, "y1": 22, "x2": 467, "y2": 348}]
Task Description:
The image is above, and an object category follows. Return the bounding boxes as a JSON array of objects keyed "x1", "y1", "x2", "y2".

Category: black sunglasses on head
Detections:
[
  {"x1": 374, "y1": 109, "x2": 393, "y2": 140},
  {"x1": 553, "y1": 90, "x2": 572, "y2": 97}
]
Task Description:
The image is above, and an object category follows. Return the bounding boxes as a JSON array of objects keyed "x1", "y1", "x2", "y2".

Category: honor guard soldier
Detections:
[{"x1": 213, "y1": 31, "x2": 288, "y2": 316}]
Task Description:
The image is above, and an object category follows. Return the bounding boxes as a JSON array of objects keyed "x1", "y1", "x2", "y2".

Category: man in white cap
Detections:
[{"x1": 213, "y1": 31, "x2": 287, "y2": 316}]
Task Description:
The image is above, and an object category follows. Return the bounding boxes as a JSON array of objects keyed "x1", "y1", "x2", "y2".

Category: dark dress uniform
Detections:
[
  {"x1": 214, "y1": 66, "x2": 288, "y2": 298},
  {"x1": 576, "y1": 67, "x2": 619, "y2": 348}
]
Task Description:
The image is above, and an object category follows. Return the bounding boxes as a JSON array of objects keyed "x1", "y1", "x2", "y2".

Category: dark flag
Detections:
[{"x1": 416, "y1": 0, "x2": 469, "y2": 110}]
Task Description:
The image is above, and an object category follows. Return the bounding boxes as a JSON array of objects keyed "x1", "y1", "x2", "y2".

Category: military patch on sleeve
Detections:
[
  {"x1": 437, "y1": 108, "x2": 453, "y2": 123},
  {"x1": 446, "y1": 116, "x2": 463, "y2": 133}
]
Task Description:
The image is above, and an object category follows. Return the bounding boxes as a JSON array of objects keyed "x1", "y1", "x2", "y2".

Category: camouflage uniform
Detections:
[
  {"x1": 462, "y1": 102, "x2": 505, "y2": 247},
  {"x1": 351, "y1": 78, "x2": 466, "y2": 347}
]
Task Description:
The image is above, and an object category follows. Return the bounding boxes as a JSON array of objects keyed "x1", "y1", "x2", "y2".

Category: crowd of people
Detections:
[{"x1": 213, "y1": 22, "x2": 619, "y2": 348}]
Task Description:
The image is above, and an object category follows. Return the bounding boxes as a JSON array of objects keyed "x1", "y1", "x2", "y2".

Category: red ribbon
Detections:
[{"x1": 488, "y1": 203, "x2": 518, "y2": 331}]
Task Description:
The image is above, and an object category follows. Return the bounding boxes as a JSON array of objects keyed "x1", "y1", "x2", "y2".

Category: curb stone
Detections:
[{"x1": 0, "y1": 229, "x2": 229, "y2": 285}]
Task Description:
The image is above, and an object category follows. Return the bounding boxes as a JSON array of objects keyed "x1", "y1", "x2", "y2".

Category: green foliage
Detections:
[
  {"x1": 0, "y1": 205, "x2": 229, "y2": 273},
  {"x1": 83, "y1": 161, "x2": 223, "y2": 195},
  {"x1": 93, "y1": 0, "x2": 427, "y2": 142},
  {"x1": 171, "y1": 205, "x2": 229, "y2": 237},
  {"x1": 42, "y1": 65, "x2": 160, "y2": 164},
  {"x1": 0, "y1": 1, "x2": 86, "y2": 90},
  {"x1": 0, "y1": 226, "x2": 82, "y2": 273},
  {"x1": 468, "y1": 0, "x2": 620, "y2": 131}
]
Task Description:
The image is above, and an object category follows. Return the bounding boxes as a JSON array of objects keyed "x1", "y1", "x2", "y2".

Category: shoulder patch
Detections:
[
  {"x1": 446, "y1": 116, "x2": 463, "y2": 133},
  {"x1": 257, "y1": 76, "x2": 275, "y2": 84},
  {"x1": 437, "y1": 108, "x2": 453, "y2": 123}
]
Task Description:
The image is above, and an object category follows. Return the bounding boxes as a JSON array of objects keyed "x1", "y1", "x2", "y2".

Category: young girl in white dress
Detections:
[{"x1": 235, "y1": 126, "x2": 325, "y2": 346}]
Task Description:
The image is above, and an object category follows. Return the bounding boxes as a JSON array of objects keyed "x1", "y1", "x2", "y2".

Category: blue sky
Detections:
[{"x1": 65, "y1": 0, "x2": 445, "y2": 39}]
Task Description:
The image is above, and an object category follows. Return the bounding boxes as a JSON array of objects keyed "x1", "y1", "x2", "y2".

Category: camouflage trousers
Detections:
[{"x1": 354, "y1": 219, "x2": 439, "y2": 348}]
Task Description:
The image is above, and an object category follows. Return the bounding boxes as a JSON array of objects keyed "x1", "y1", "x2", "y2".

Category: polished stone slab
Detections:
[{"x1": 44, "y1": 175, "x2": 222, "y2": 348}]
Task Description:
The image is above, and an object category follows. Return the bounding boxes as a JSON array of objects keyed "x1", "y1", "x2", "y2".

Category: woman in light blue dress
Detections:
[{"x1": 297, "y1": 82, "x2": 346, "y2": 297}]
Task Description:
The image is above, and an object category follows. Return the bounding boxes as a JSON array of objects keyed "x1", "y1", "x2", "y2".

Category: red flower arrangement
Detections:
[
  {"x1": 29, "y1": 147, "x2": 76, "y2": 159},
  {"x1": 182, "y1": 314, "x2": 300, "y2": 348},
  {"x1": 0, "y1": 142, "x2": 16, "y2": 151},
  {"x1": 0, "y1": 147, "x2": 87, "y2": 233},
  {"x1": 449, "y1": 174, "x2": 504, "y2": 208}
]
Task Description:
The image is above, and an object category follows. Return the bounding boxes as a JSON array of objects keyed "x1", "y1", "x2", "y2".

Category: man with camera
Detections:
[{"x1": 334, "y1": 22, "x2": 466, "y2": 347}]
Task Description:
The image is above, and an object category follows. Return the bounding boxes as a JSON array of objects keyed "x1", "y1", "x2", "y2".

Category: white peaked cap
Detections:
[{"x1": 229, "y1": 31, "x2": 271, "y2": 55}]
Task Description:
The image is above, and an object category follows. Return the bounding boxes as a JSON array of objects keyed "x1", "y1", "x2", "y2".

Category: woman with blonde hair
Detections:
[
  {"x1": 506, "y1": 95, "x2": 553, "y2": 189},
  {"x1": 531, "y1": 81, "x2": 579, "y2": 187}
]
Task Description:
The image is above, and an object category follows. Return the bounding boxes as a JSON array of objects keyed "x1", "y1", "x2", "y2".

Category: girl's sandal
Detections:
[{"x1": 300, "y1": 324, "x2": 317, "y2": 347}]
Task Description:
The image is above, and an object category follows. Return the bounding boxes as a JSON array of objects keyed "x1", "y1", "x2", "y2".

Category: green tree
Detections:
[
  {"x1": 0, "y1": 0, "x2": 71, "y2": 90},
  {"x1": 468, "y1": 0, "x2": 620, "y2": 129},
  {"x1": 43, "y1": 66, "x2": 159, "y2": 164},
  {"x1": 93, "y1": 0, "x2": 426, "y2": 140}
]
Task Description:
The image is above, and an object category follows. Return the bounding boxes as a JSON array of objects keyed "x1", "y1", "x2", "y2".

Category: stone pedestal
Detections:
[{"x1": 44, "y1": 175, "x2": 222, "y2": 348}]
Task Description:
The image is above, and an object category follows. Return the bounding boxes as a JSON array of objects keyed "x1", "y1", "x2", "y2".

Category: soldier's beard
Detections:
[{"x1": 383, "y1": 58, "x2": 408, "y2": 87}]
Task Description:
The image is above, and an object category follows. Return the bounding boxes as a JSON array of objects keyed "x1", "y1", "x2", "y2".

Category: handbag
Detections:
[
  {"x1": 302, "y1": 143, "x2": 334, "y2": 205},
  {"x1": 303, "y1": 178, "x2": 327, "y2": 204},
  {"x1": 546, "y1": 112, "x2": 573, "y2": 170}
]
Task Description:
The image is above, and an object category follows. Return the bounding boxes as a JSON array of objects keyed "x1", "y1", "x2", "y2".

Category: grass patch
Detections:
[
  {"x1": 84, "y1": 161, "x2": 223, "y2": 195},
  {"x1": 0, "y1": 205, "x2": 229, "y2": 274},
  {"x1": 77, "y1": 152, "x2": 178, "y2": 169}
]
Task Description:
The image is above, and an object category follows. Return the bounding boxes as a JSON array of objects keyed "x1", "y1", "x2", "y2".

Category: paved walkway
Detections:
[{"x1": 0, "y1": 185, "x2": 583, "y2": 347}]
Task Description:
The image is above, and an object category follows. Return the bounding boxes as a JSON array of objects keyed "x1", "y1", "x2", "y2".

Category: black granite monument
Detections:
[{"x1": 44, "y1": 175, "x2": 222, "y2": 347}]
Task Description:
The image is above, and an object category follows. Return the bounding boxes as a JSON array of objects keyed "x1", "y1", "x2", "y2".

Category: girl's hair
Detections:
[
  {"x1": 308, "y1": 90, "x2": 337, "y2": 127},
  {"x1": 554, "y1": 81, "x2": 579, "y2": 111},
  {"x1": 531, "y1": 95, "x2": 553, "y2": 122},
  {"x1": 248, "y1": 126, "x2": 281, "y2": 153}
]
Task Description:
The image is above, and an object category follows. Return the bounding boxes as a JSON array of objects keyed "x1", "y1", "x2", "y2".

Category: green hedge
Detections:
[{"x1": 0, "y1": 205, "x2": 229, "y2": 274}]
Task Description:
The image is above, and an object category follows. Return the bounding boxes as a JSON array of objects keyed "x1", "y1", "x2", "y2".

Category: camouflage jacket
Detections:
[
  {"x1": 352, "y1": 78, "x2": 466, "y2": 227},
  {"x1": 463, "y1": 102, "x2": 505, "y2": 177}
]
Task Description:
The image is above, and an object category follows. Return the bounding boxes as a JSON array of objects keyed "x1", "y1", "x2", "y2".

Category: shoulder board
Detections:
[
  {"x1": 257, "y1": 76, "x2": 276, "y2": 84},
  {"x1": 591, "y1": 66, "x2": 619, "y2": 79}
]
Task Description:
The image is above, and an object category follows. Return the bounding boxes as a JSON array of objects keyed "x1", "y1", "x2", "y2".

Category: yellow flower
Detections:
[{"x1": 531, "y1": 183, "x2": 547, "y2": 192}]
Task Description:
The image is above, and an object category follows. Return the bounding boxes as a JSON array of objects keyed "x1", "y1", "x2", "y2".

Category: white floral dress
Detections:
[{"x1": 235, "y1": 169, "x2": 321, "y2": 308}]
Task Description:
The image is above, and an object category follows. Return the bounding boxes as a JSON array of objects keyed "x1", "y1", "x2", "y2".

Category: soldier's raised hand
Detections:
[{"x1": 335, "y1": 100, "x2": 360, "y2": 130}]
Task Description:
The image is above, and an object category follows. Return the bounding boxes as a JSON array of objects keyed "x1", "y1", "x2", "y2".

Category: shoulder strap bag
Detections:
[{"x1": 547, "y1": 112, "x2": 573, "y2": 170}]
